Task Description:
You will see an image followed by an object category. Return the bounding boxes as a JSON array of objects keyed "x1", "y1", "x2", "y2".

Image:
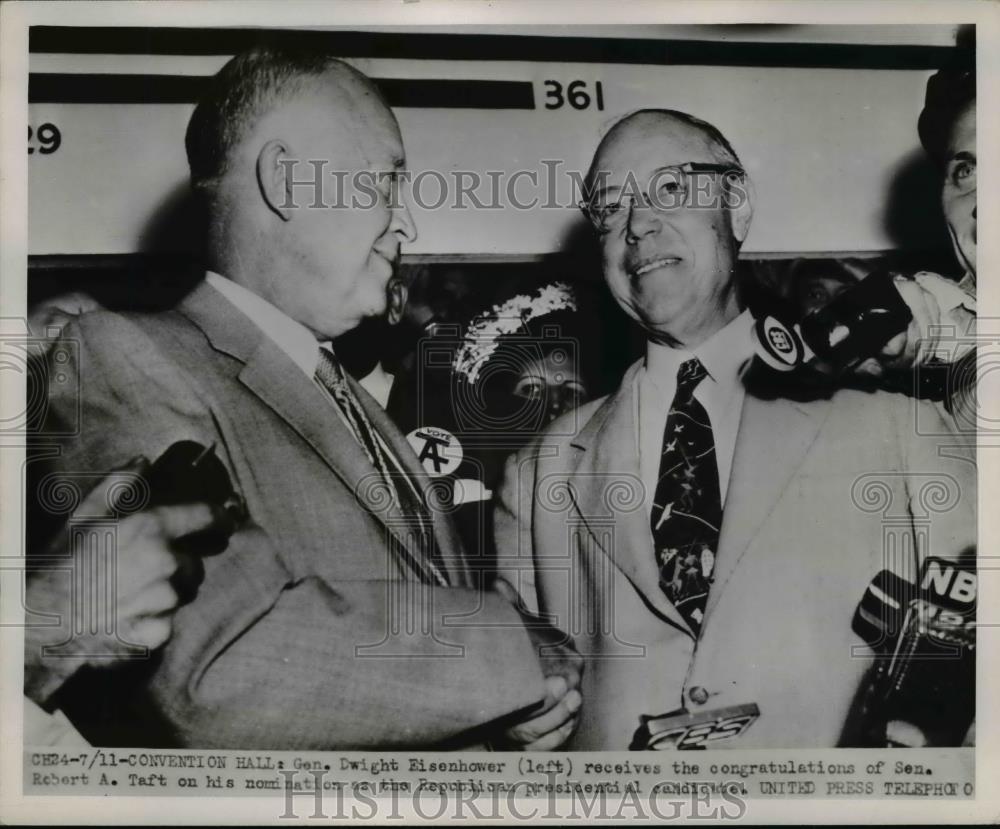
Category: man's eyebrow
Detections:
[{"x1": 949, "y1": 150, "x2": 976, "y2": 164}]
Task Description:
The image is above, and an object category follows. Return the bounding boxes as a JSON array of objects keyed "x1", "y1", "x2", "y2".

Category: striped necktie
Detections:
[
  {"x1": 650, "y1": 357, "x2": 721, "y2": 633},
  {"x1": 315, "y1": 347, "x2": 448, "y2": 586}
]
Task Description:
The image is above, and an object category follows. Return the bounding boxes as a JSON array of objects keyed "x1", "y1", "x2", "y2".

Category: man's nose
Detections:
[
  {"x1": 625, "y1": 199, "x2": 661, "y2": 243},
  {"x1": 393, "y1": 193, "x2": 418, "y2": 244}
]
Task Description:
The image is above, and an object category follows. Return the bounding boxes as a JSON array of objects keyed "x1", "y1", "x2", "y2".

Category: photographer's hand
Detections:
[
  {"x1": 858, "y1": 274, "x2": 975, "y2": 377},
  {"x1": 24, "y1": 459, "x2": 229, "y2": 705}
]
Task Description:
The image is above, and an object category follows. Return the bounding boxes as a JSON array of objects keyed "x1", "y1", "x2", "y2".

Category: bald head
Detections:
[
  {"x1": 185, "y1": 46, "x2": 386, "y2": 195},
  {"x1": 586, "y1": 109, "x2": 741, "y2": 193}
]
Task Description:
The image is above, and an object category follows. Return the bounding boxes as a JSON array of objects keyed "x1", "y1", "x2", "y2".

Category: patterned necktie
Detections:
[
  {"x1": 650, "y1": 357, "x2": 722, "y2": 633},
  {"x1": 315, "y1": 347, "x2": 448, "y2": 586}
]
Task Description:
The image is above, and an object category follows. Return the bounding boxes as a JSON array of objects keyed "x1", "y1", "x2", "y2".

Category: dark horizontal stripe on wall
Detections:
[
  {"x1": 28, "y1": 73, "x2": 535, "y2": 108},
  {"x1": 29, "y1": 27, "x2": 973, "y2": 70},
  {"x1": 27, "y1": 251, "x2": 900, "y2": 273}
]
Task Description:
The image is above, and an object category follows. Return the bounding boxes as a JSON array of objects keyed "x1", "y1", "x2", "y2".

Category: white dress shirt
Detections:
[
  {"x1": 359, "y1": 362, "x2": 396, "y2": 410},
  {"x1": 205, "y1": 271, "x2": 321, "y2": 377},
  {"x1": 637, "y1": 310, "x2": 754, "y2": 510},
  {"x1": 204, "y1": 272, "x2": 407, "y2": 470}
]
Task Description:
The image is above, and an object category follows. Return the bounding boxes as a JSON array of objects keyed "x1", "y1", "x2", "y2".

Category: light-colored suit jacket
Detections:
[
  {"x1": 495, "y1": 360, "x2": 976, "y2": 749},
  {"x1": 38, "y1": 280, "x2": 545, "y2": 749}
]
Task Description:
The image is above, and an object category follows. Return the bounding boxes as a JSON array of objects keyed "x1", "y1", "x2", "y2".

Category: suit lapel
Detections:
[
  {"x1": 176, "y1": 282, "x2": 437, "y2": 576},
  {"x1": 569, "y1": 362, "x2": 693, "y2": 636},
  {"x1": 237, "y1": 343, "x2": 385, "y2": 510},
  {"x1": 704, "y1": 391, "x2": 832, "y2": 619},
  {"x1": 350, "y1": 375, "x2": 471, "y2": 587},
  {"x1": 569, "y1": 357, "x2": 832, "y2": 638}
]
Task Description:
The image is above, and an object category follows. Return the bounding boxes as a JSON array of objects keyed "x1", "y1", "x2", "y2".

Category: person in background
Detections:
[
  {"x1": 431, "y1": 281, "x2": 596, "y2": 575},
  {"x1": 910, "y1": 54, "x2": 976, "y2": 423},
  {"x1": 377, "y1": 264, "x2": 483, "y2": 438},
  {"x1": 25, "y1": 460, "x2": 225, "y2": 745},
  {"x1": 917, "y1": 35, "x2": 976, "y2": 296},
  {"x1": 868, "y1": 34, "x2": 976, "y2": 423},
  {"x1": 788, "y1": 257, "x2": 867, "y2": 317},
  {"x1": 451, "y1": 281, "x2": 594, "y2": 490}
]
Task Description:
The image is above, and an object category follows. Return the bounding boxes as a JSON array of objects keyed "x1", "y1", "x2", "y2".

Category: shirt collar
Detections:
[
  {"x1": 205, "y1": 271, "x2": 325, "y2": 377},
  {"x1": 645, "y1": 309, "x2": 754, "y2": 390}
]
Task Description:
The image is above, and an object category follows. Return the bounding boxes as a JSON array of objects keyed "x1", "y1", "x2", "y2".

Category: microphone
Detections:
[
  {"x1": 142, "y1": 441, "x2": 247, "y2": 600},
  {"x1": 851, "y1": 555, "x2": 976, "y2": 747},
  {"x1": 752, "y1": 270, "x2": 913, "y2": 375},
  {"x1": 145, "y1": 440, "x2": 246, "y2": 522}
]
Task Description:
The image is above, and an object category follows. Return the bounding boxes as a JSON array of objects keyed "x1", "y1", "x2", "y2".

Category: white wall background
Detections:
[{"x1": 27, "y1": 25, "x2": 956, "y2": 258}]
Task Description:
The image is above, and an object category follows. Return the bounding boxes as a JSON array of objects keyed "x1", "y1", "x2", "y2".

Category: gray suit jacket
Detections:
[
  {"x1": 496, "y1": 360, "x2": 976, "y2": 748},
  {"x1": 39, "y1": 280, "x2": 546, "y2": 749}
]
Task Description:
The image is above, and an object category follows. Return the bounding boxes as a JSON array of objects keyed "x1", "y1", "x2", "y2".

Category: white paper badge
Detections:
[{"x1": 406, "y1": 426, "x2": 464, "y2": 477}]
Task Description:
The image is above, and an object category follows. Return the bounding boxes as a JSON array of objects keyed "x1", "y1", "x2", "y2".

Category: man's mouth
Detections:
[{"x1": 629, "y1": 257, "x2": 682, "y2": 277}]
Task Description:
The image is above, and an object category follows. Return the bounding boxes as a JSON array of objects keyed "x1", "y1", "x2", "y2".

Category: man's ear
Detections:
[
  {"x1": 386, "y1": 279, "x2": 409, "y2": 326},
  {"x1": 728, "y1": 171, "x2": 754, "y2": 245},
  {"x1": 256, "y1": 139, "x2": 293, "y2": 221}
]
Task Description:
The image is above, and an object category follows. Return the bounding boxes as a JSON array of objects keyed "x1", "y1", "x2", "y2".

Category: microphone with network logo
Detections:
[
  {"x1": 850, "y1": 555, "x2": 976, "y2": 747},
  {"x1": 752, "y1": 270, "x2": 913, "y2": 376}
]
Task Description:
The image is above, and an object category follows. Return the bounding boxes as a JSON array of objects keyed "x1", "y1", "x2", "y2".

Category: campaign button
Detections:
[
  {"x1": 406, "y1": 426, "x2": 463, "y2": 477},
  {"x1": 688, "y1": 686, "x2": 710, "y2": 705}
]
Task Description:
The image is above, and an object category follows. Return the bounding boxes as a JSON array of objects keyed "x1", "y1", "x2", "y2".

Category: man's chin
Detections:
[{"x1": 368, "y1": 295, "x2": 391, "y2": 317}]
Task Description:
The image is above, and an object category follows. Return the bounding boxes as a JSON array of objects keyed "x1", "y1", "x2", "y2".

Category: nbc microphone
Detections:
[{"x1": 850, "y1": 555, "x2": 976, "y2": 747}]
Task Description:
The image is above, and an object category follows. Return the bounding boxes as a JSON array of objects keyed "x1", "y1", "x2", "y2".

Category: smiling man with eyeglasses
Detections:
[
  {"x1": 578, "y1": 111, "x2": 752, "y2": 351},
  {"x1": 493, "y1": 107, "x2": 976, "y2": 749}
]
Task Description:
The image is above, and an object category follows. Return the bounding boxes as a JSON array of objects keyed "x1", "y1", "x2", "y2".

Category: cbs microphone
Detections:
[
  {"x1": 752, "y1": 270, "x2": 913, "y2": 376},
  {"x1": 851, "y1": 555, "x2": 976, "y2": 747}
]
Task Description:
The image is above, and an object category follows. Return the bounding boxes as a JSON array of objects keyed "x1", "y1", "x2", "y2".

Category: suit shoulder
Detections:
[
  {"x1": 550, "y1": 395, "x2": 609, "y2": 438},
  {"x1": 509, "y1": 394, "x2": 611, "y2": 471},
  {"x1": 824, "y1": 383, "x2": 945, "y2": 422},
  {"x1": 542, "y1": 394, "x2": 610, "y2": 447},
  {"x1": 61, "y1": 307, "x2": 217, "y2": 412},
  {"x1": 770, "y1": 380, "x2": 922, "y2": 417},
  {"x1": 515, "y1": 362, "x2": 639, "y2": 461},
  {"x1": 68, "y1": 306, "x2": 204, "y2": 360}
]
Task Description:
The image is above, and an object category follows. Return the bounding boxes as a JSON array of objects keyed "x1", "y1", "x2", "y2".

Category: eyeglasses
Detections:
[
  {"x1": 579, "y1": 162, "x2": 745, "y2": 233},
  {"x1": 945, "y1": 154, "x2": 976, "y2": 195}
]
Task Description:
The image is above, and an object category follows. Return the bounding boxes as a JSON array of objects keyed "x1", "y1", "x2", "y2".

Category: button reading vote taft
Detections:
[{"x1": 688, "y1": 686, "x2": 710, "y2": 705}]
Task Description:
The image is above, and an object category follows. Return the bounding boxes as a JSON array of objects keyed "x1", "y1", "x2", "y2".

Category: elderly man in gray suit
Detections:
[{"x1": 36, "y1": 46, "x2": 580, "y2": 750}]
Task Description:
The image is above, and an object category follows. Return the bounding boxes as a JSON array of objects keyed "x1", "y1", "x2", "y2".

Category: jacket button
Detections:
[{"x1": 688, "y1": 686, "x2": 710, "y2": 705}]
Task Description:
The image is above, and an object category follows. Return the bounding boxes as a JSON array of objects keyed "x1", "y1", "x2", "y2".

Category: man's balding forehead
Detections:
[
  {"x1": 317, "y1": 61, "x2": 382, "y2": 100},
  {"x1": 293, "y1": 61, "x2": 388, "y2": 120},
  {"x1": 186, "y1": 48, "x2": 399, "y2": 189},
  {"x1": 323, "y1": 66, "x2": 405, "y2": 168},
  {"x1": 586, "y1": 108, "x2": 740, "y2": 187}
]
